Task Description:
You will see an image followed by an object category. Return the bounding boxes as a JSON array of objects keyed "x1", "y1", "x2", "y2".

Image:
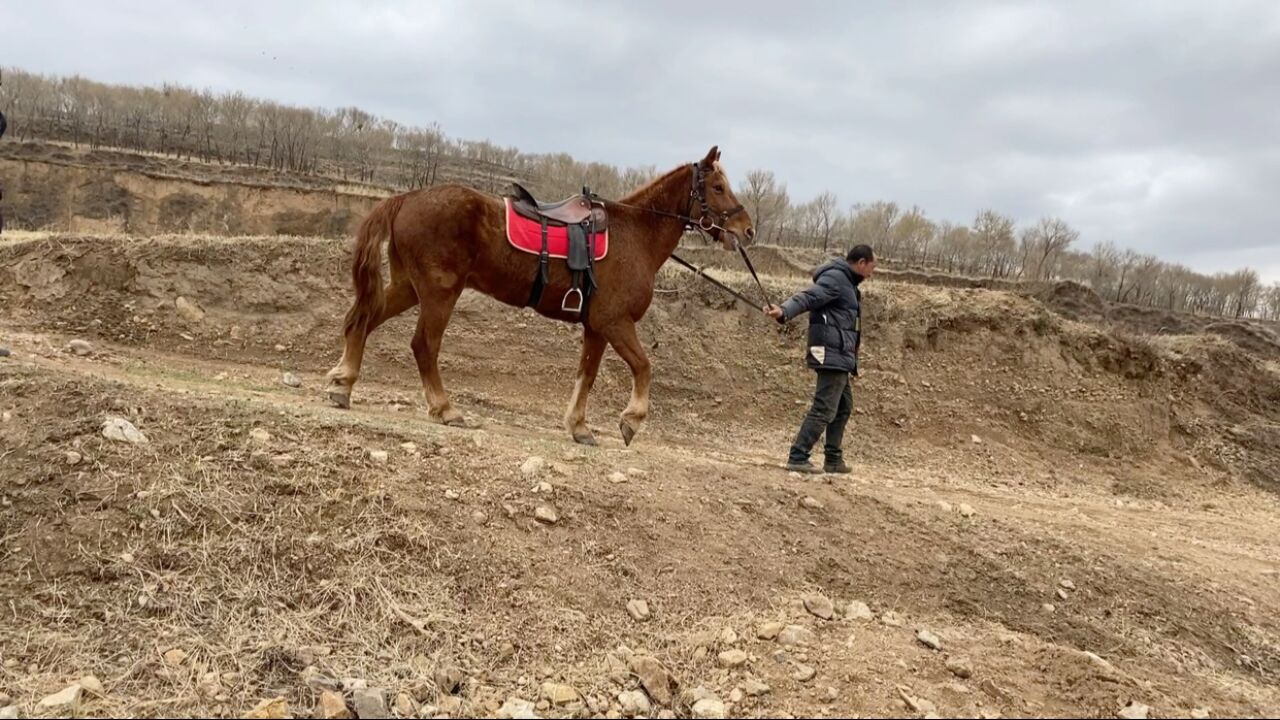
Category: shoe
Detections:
[
  {"x1": 823, "y1": 459, "x2": 852, "y2": 474},
  {"x1": 786, "y1": 461, "x2": 823, "y2": 474}
]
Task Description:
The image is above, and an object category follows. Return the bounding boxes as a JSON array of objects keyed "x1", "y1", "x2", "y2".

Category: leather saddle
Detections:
[
  {"x1": 506, "y1": 182, "x2": 608, "y2": 318},
  {"x1": 510, "y1": 182, "x2": 608, "y2": 229}
]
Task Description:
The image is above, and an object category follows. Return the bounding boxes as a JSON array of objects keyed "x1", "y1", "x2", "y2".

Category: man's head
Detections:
[{"x1": 846, "y1": 244, "x2": 876, "y2": 278}]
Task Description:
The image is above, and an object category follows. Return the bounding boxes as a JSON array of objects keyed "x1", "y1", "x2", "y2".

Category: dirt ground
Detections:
[{"x1": 2, "y1": 232, "x2": 1279, "y2": 719}]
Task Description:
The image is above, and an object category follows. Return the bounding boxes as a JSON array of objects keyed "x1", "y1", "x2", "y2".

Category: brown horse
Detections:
[{"x1": 325, "y1": 146, "x2": 755, "y2": 445}]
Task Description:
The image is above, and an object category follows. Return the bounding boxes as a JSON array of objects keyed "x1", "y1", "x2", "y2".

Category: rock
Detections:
[
  {"x1": 244, "y1": 697, "x2": 290, "y2": 719},
  {"x1": 617, "y1": 690, "x2": 651, "y2": 717},
  {"x1": 609, "y1": 472, "x2": 628, "y2": 484},
  {"x1": 369, "y1": 449, "x2": 389, "y2": 464},
  {"x1": 800, "y1": 496, "x2": 824, "y2": 510},
  {"x1": 628, "y1": 655, "x2": 673, "y2": 707},
  {"x1": 319, "y1": 690, "x2": 354, "y2": 719},
  {"x1": 79, "y1": 675, "x2": 105, "y2": 697},
  {"x1": 845, "y1": 600, "x2": 874, "y2": 621},
  {"x1": 37, "y1": 684, "x2": 83, "y2": 713},
  {"x1": 916, "y1": 629, "x2": 943, "y2": 651},
  {"x1": 626, "y1": 467, "x2": 646, "y2": 477},
  {"x1": 65, "y1": 450, "x2": 83, "y2": 465},
  {"x1": 945, "y1": 657, "x2": 973, "y2": 679},
  {"x1": 175, "y1": 296, "x2": 206, "y2": 323},
  {"x1": 792, "y1": 664, "x2": 816, "y2": 682},
  {"x1": 521, "y1": 456, "x2": 547, "y2": 478},
  {"x1": 718, "y1": 627, "x2": 739, "y2": 646},
  {"x1": 163, "y1": 648, "x2": 188, "y2": 666},
  {"x1": 249, "y1": 428, "x2": 272, "y2": 445},
  {"x1": 0, "y1": 348, "x2": 9, "y2": 358},
  {"x1": 102, "y1": 416, "x2": 148, "y2": 444},
  {"x1": 777, "y1": 625, "x2": 815, "y2": 647},
  {"x1": 282, "y1": 372, "x2": 303, "y2": 388},
  {"x1": 437, "y1": 696, "x2": 463, "y2": 715},
  {"x1": 534, "y1": 481, "x2": 553, "y2": 495},
  {"x1": 0, "y1": 706, "x2": 16, "y2": 720},
  {"x1": 627, "y1": 599, "x2": 651, "y2": 622},
  {"x1": 1118, "y1": 702, "x2": 1151, "y2": 720},
  {"x1": 496, "y1": 697, "x2": 540, "y2": 719},
  {"x1": 971, "y1": 434, "x2": 982, "y2": 444},
  {"x1": 534, "y1": 505, "x2": 559, "y2": 525},
  {"x1": 1190, "y1": 709, "x2": 1211, "y2": 719},
  {"x1": 728, "y1": 688, "x2": 744, "y2": 704},
  {"x1": 199, "y1": 671, "x2": 224, "y2": 696},
  {"x1": 689, "y1": 688, "x2": 725, "y2": 719},
  {"x1": 742, "y1": 678, "x2": 771, "y2": 697},
  {"x1": 434, "y1": 666, "x2": 465, "y2": 695},
  {"x1": 1057, "y1": 588, "x2": 1070, "y2": 600},
  {"x1": 444, "y1": 490, "x2": 460, "y2": 501},
  {"x1": 1060, "y1": 579, "x2": 1076, "y2": 590},
  {"x1": 937, "y1": 500, "x2": 953, "y2": 513},
  {"x1": 756, "y1": 622, "x2": 783, "y2": 640},
  {"x1": 540, "y1": 683, "x2": 580, "y2": 707},
  {"x1": 804, "y1": 594, "x2": 835, "y2": 620},
  {"x1": 393, "y1": 693, "x2": 416, "y2": 716},
  {"x1": 717, "y1": 649, "x2": 748, "y2": 668},
  {"x1": 68, "y1": 339, "x2": 94, "y2": 356},
  {"x1": 1042, "y1": 603, "x2": 1057, "y2": 614},
  {"x1": 274, "y1": 344, "x2": 287, "y2": 352},
  {"x1": 958, "y1": 504, "x2": 976, "y2": 518},
  {"x1": 353, "y1": 688, "x2": 389, "y2": 719}
]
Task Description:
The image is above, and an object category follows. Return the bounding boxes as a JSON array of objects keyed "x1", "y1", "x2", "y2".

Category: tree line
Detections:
[{"x1": 2, "y1": 66, "x2": 1277, "y2": 320}]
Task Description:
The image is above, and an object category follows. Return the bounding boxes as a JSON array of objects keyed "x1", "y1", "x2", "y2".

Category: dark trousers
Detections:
[{"x1": 788, "y1": 369, "x2": 852, "y2": 464}]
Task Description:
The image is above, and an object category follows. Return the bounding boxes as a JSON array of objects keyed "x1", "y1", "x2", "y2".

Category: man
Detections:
[{"x1": 764, "y1": 244, "x2": 876, "y2": 474}]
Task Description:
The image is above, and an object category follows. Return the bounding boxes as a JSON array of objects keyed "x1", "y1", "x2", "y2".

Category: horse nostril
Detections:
[{"x1": 745, "y1": 227, "x2": 756, "y2": 241}]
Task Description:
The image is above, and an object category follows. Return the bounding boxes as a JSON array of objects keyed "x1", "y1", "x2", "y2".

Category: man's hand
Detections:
[{"x1": 763, "y1": 304, "x2": 785, "y2": 321}]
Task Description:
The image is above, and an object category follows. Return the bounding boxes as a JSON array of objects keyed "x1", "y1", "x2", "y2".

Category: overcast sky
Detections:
[{"x1": 7, "y1": 0, "x2": 1280, "y2": 280}]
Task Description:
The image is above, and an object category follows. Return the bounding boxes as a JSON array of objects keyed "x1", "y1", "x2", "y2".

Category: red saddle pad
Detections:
[{"x1": 505, "y1": 198, "x2": 609, "y2": 261}]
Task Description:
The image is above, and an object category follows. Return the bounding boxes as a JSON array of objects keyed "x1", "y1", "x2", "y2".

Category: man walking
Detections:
[{"x1": 764, "y1": 245, "x2": 876, "y2": 474}]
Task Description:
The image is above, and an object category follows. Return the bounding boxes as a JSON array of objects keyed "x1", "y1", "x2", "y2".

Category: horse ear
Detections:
[{"x1": 700, "y1": 145, "x2": 719, "y2": 168}]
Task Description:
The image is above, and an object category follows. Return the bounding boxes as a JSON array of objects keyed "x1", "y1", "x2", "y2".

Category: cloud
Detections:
[{"x1": 6, "y1": 0, "x2": 1279, "y2": 280}]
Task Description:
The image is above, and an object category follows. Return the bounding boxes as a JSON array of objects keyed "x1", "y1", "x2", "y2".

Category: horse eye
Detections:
[{"x1": 714, "y1": 184, "x2": 725, "y2": 193}]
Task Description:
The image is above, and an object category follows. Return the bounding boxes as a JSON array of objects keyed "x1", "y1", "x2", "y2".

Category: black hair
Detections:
[{"x1": 846, "y1": 244, "x2": 875, "y2": 263}]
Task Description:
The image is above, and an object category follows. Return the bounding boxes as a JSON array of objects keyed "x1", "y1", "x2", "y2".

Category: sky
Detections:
[{"x1": 5, "y1": 0, "x2": 1280, "y2": 281}]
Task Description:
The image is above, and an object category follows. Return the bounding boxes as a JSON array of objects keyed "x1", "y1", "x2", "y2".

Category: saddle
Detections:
[{"x1": 505, "y1": 183, "x2": 609, "y2": 319}]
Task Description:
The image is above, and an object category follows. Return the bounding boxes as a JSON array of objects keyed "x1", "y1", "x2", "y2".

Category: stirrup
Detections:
[{"x1": 561, "y1": 288, "x2": 584, "y2": 313}]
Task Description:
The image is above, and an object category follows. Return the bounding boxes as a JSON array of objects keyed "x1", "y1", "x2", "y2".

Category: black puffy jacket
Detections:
[{"x1": 778, "y1": 259, "x2": 864, "y2": 373}]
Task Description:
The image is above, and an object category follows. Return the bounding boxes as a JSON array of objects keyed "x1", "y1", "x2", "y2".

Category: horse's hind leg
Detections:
[
  {"x1": 326, "y1": 280, "x2": 418, "y2": 408},
  {"x1": 410, "y1": 286, "x2": 465, "y2": 425}
]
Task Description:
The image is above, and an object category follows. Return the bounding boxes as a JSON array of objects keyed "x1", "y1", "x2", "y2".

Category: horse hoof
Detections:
[
  {"x1": 327, "y1": 391, "x2": 351, "y2": 409},
  {"x1": 573, "y1": 433, "x2": 598, "y2": 446},
  {"x1": 440, "y1": 413, "x2": 469, "y2": 428},
  {"x1": 619, "y1": 421, "x2": 636, "y2": 447}
]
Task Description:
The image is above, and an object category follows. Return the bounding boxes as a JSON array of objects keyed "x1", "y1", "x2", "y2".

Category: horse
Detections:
[{"x1": 325, "y1": 145, "x2": 755, "y2": 446}]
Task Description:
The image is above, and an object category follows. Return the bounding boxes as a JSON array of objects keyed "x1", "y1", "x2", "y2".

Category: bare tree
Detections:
[{"x1": 812, "y1": 191, "x2": 839, "y2": 251}]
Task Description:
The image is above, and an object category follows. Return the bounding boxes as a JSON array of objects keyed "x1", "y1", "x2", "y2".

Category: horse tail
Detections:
[{"x1": 344, "y1": 193, "x2": 407, "y2": 337}]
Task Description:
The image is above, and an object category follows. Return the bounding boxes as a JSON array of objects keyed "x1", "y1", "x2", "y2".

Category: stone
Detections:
[
  {"x1": 249, "y1": 427, "x2": 272, "y2": 445},
  {"x1": 617, "y1": 690, "x2": 651, "y2": 717},
  {"x1": 718, "y1": 627, "x2": 739, "y2": 646},
  {"x1": 804, "y1": 593, "x2": 835, "y2": 620},
  {"x1": 729, "y1": 688, "x2": 744, "y2": 704},
  {"x1": 946, "y1": 657, "x2": 973, "y2": 679},
  {"x1": 163, "y1": 648, "x2": 188, "y2": 666},
  {"x1": 37, "y1": 684, "x2": 83, "y2": 713},
  {"x1": 175, "y1": 296, "x2": 206, "y2": 323},
  {"x1": 916, "y1": 630, "x2": 943, "y2": 651},
  {"x1": 971, "y1": 434, "x2": 982, "y2": 444},
  {"x1": 756, "y1": 622, "x2": 783, "y2": 640},
  {"x1": 282, "y1": 372, "x2": 303, "y2": 388},
  {"x1": 689, "y1": 689, "x2": 726, "y2": 720},
  {"x1": 437, "y1": 697, "x2": 463, "y2": 715},
  {"x1": 0, "y1": 707, "x2": 15, "y2": 720},
  {"x1": 534, "y1": 505, "x2": 559, "y2": 525},
  {"x1": 845, "y1": 600, "x2": 874, "y2": 621},
  {"x1": 198, "y1": 671, "x2": 224, "y2": 696},
  {"x1": 717, "y1": 649, "x2": 748, "y2": 668},
  {"x1": 628, "y1": 655, "x2": 673, "y2": 707},
  {"x1": 1057, "y1": 588, "x2": 1070, "y2": 600},
  {"x1": 394, "y1": 693, "x2": 416, "y2": 716},
  {"x1": 521, "y1": 456, "x2": 547, "y2": 478},
  {"x1": 320, "y1": 690, "x2": 354, "y2": 719},
  {"x1": 1042, "y1": 603, "x2": 1057, "y2": 614},
  {"x1": 0, "y1": 348, "x2": 9, "y2": 358},
  {"x1": 792, "y1": 664, "x2": 817, "y2": 682},
  {"x1": 958, "y1": 504, "x2": 976, "y2": 518},
  {"x1": 274, "y1": 344, "x2": 287, "y2": 352},
  {"x1": 369, "y1": 449, "x2": 389, "y2": 464},
  {"x1": 777, "y1": 625, "x2": 815, "y2": 647},
  {"x1": 68, "y1": 339, "x2": 94, "y2": 356},
  {"x1": 534, "y1": 481, "x2": 553, "y2": 495},
  {"x1": 244, "y1": 697, "x2": 289, "y2": 719},
  {"x1": 540, "y1": 683, "x2": 580, "y2": 707},
  {"x1": 627, "y1": 599, "x2": 651, "y2": 622},
  {"x1": 444, "y1": 490, "x2": 460, "y2": 501},
  {"x1": 497, "y1": 697, "x2": 540, "y2": 719},
  {"x1": 609, "y1": 472, "x2": 628, "y2": 484},
  {"x1": 743, "y1": 678, "x2": 771, "y2": 697},
  {"x1": 1118, "y1": 702, "x2": 1151, "y2": 720},
  {"x1": 801, "y1": 496, "x2": 824, "y2": 510},
  {"x1": 434, "y1": 666, "x2": 465, "y2": 695},
  {"x1": 79, "y1": 675, "x2": 105, "y2": 697},
  {"x1": 65, "y1": 450, "x2": 83, "y2": 465},
  {"x1": 353, "y1": 688, "x2": 389, "y2": 719},
  {"x1": 1190, "y1": 709, "x2": 1211, "y2": 719},
  {"x1": 102, "y1": 417, "x2": 148, "y2": 444},
  {"x1": 1060, "y1": 579, "x2": 1076, "y2": 590}
]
